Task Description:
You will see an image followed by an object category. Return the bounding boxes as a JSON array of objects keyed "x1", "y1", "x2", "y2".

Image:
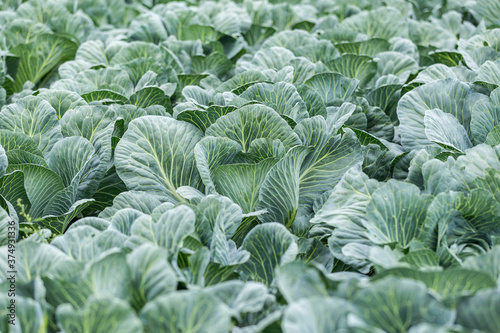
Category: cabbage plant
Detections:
[{"x1": 0, "y1": 0, "x2": 500, "y2": 332}]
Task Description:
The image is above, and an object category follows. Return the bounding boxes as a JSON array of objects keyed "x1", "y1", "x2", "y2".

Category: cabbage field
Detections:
[{"x1": 1, "y1": 0, "x2": 500, "y2": 332}]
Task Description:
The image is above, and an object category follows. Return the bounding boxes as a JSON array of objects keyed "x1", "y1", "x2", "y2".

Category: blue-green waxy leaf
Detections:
[
  {"x1": 191, "y1": 52, "x2": 232, "y2": 77},
  {"x1": 463, "y1": 246, "x2": 500, "y2": 283},
  {"x1": 42, "y1": 248, "x2": 131, "y2": 309},
  {"x1": 282, "y1": 297, "x2": 358, "y2": 333},
  {"x1": 296, "y1": 238, "x2": 335, "y2": 272},
  {"x1": 80, "y1": 90, "x2": 128, "y2": 105},
  {"x1": 261, "y1": 30, "x2": 338, "y2": 63},
  {"x1": 36, "y1": 89, "x2": 87, "y2": 119},
  {"x1": 0, "y1": 130, "x2": 43, "y2": 159},
  {"x1": 240, "y1": 82, "x2": 309, "y2": 122},
  {"x1": 51, "y1": 226, "x2": 125, "y2": 262},
  {"x1": 424, "y1": 109, "x2": 472, "y2": 152},
  {"x1": 289, "y1": 57, "x2": 316, "y2": 83},
  {"x1": 57, "y1": 59, "x2": 91, "y2": 79},
  {"x1": 2, "y1": 2, "x2": 500, "y2": 332},
  {"x1": 471, "y1": 88, "x2": 500, "y2": 144},
  {"x1": 456, "y1": 290, "x2": 500, "y2": 333},
  {"x1": 40, "y1": 199, "x2": 95, "y2": 234},
  {"x1": 1, "y1": 17, "x2": 51, "y2": 49},
  {"x1": 110, "y1": 42, "x2": 162, "y2": 66},
  {"x1": 177, "y1": 106, "x2": 238, "y2": 133},
  {"x1": 10, "y1": 34, "x2": 77, "y2": 92},
  {"x1": 474, "y1": 0, "x2": 500, "y2": 27},
  {"x1": 187, "y1": 247, "x2": 211, "y2": 287},
  {"x1": 109, "y1": 208, "x2": 145, "y2": 236},
  {"x1": 398, "y1": 249, "x2": 440, "y2": 269},
  {"x1": 296, "y1": 83, "x2": 327, "y2": 118},
  {"x1": 295, "y1": 121, "x2": 364, "y2": 218},
  {"x1": 193, "y1": 195, "x2": 248, "y2": 266},
  {"x1": 194, "y1": 137, "x2": 242, "y2": 194},
  {"x1": 397, "y1": 79, "x2": 486, "y2": 150},
  {"x1": 352, "y1": 277, "x2": 454, "y2": 333},
  {"x1": 115, "y1": 116, "x2": 203, "y2": 203},
  {"x1": 60, "y1": 105, "x2": 114, "y2": 141},
  {"x1": 374, "y1": 267, "x2": 496, "y2": 304},
  {"x1": 276, "y1": 261, "x2": 329, "y2": 303},
  {"x1": 47, "y1": 136, "x2": 100, "y2": 197},
  {"x1": 130, "y1": 86, "x2": 172, "y2": 110},
  {"x1": 364, "y1": 180, "x2": 433, "y2": 247},
  {"x1": 240, "y1": 223, "x2": 298, "y2": 285},
  {"x1": 421, "y1": 186, "x2": 500, "y2": 251},
  {"x1": 257, "y1": 146, "x2": 313, "y2": 228},
  {"x1": 182, "y1": 86, "x2": 212, "y2": 106},
  {"x1": 443, "y1": 144, "x2": 500, "y2": 189},
  {"x1": 128, "y1": 205, "x2": 196, "y2": 262},
  {"x1": 312, "y1": 166, "x2": 379, "y2": 272},
  {"x1": 126, "y1": 244, "x2": 177, "y2": 311},
  {"x1": 257, "y1": 119, "x2": 363, "y2": 232},
  {"x1": 0, "y1": 207, "x2": 11, "y2": 246},
  {"x1": 99, "y1": 191, "x2": 162, "y2": 220},
  {"x1": 485, "y1": 125, "x2": 500, "y2": 145},
  {"x1": 0, "y1": 241, "x2": 71, "y2": 284},
  {"x1": 215, "y1": 70, "x2": 268, "y2": 94},
  {"x1": 236, "y1": 138, "x2": 285, "y2": 163},
  {"x1": 373, "y1": 51, "x2": 419, "y2": 84},
  {"x1": 57, "y1": 296, "x2": 143, "y2": 333},
  {"x1": 457, "y1": 29, "x2": 500, "y2": 72},
  {"x1": 475, "y1": 59, "x2": 500, "y2": 89},
  {"x1": 52, "y1": 68, "x2": 134, "y2": 97},
  {"x1": 334, "y1": 38, "x2": 391, "y2": 56},
  {"x1": 82, "y1": 249, "x2": 133, "y2": 301},
  {"x1": 16, "y1": 0, "x2": 70, "y2": 25},
  {"x1": 250, "y1": 46, "x2": 295, "y2": 71},
  {"x1": 213, "y1": 158, "x2": 277, "y2": 214},
  {"x1": 0, "y1": 96, "x2": 62, "y2": 155},
  {"x1": 0, "y1": 295, "x2": 48, "y2": 333},
  {"x1": 206, "y1": 104, "x2": 300, "y2": 152},
  {"x1": 304, "y1": 72, "x2": 359, "y2": 106},
  {"x1": 204, "y1": 280, "x2": 270, "y2": 320},
  {"x1": 408, "y1": 16, "x2": 457, "y2": 50},
  {"x1": 326, "y1": 54, "x2": 377, "y2": 87},
  {"x1": 128, "y1": 12, "x2": 170, "y2": 44},
  {"x1": 5, "y1": 164, "x2": 65, "y2": 219},
  {"x1": 75, "y1": 40, "x2": 109, "y2": 66},
  {"x1": 366, "y1": 84, "x2": 402, "y2": 121},
  {"x1": 140, "y1": 291, "x2": 231, "y2": 333},
  {"x1": 0, "y1": 170, "x2": 31, "y2": 220},
  {"x1": 337, "y1": 7, "x2": 408, "y2": 39}
]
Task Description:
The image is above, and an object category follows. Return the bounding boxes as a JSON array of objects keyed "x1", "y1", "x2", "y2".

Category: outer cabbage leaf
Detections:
[
  {"x1": 397, "y1": 79, "x2": 486, "y2": 150},
  {"x1": 304, "y1": 73, "x2": 359, "y2": 107},
  {"x1": 282, "y1": 297, "x2": 358, "y2": 333},
  {"x1": 352, "y1": 277, "x2": 454, "y2": 332},
  {"x1": 471, "y1": 88, "x2": 500, "y2": 144},
  {"x1": 0, "y1": 96, "x2": 62, "y2": 155},
  {"x1": 240, "y1": 82, "x2": 309, "y2": 123},
  {"x1": 205, "y1": 104, "x2": 300, "y2": 152},
  {"x1": 10, "y1": 34, "x2": 77, "y2": 92},
  {"x1": 115, "y1": 116, "x2": 203, "y2": 203},
  {"x1": 456, "y1": 290, "x2": 500, "y2": 333},
  {"x1": 240, "y1": 223, "x2": 298, "y2": 285},
  {"x1": 140, "y1": 291, "x2": 231, "y2": 333},
  {"x1": 257, "y1": 119, "x2": 363, "y2": 233},
  {"x1": 363, "y1": 180, "x2": 433, "y2": 247},
  {"x1": 56, "y1": 296, "x2": 142, "y2": 333},
  {"x1": 424, "y1": 109, "x2": 472, "y2": 152}
]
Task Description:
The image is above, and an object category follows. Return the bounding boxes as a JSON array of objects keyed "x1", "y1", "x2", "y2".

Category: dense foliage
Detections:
[{"x1": 1, "y1": 0, "x2": 500, "y2": 332}]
